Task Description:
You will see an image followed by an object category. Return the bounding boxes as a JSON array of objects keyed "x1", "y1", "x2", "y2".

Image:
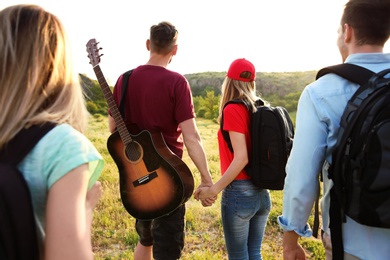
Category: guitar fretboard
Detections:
[{"x1": 93, "y1": 65, "x2": 132, "y2": 146}]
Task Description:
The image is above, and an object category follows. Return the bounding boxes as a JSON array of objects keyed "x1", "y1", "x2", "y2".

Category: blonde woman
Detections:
[
  {"x1": 195, "y1": 59, "x2": 271, "y2": 260},
  {"x1": 0, "y1": 4, "x2": 104, "y2": 260}
]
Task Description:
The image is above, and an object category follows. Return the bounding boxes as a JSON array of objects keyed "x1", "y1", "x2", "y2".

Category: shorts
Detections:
[{"x1": 135, "y1": 205, "x2": 185, "y2": 260}]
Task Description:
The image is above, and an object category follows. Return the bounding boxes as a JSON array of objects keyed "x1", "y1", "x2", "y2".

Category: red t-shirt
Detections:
[
  {"x1": 218, "y1": 103, "x2": 251, "y2": 180},
  {"x1": 111, "y1": 65, "x2": 195, "y2": 158}
]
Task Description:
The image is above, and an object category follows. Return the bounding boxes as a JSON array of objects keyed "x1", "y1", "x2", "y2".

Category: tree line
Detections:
[
  {"x1": 81, "y1": 70, "x2": 316, "y2": 123},
  {"x1": 193, "y1": 90, "x2": 301, "y2": 123}
]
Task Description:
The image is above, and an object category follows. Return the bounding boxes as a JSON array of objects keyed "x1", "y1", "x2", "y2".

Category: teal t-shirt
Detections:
[{"x1": 18, "y1": 124, "x2": 104, "y2": 244}]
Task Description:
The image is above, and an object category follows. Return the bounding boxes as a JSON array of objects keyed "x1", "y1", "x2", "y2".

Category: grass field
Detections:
[{"x1": 87, "y1": 114, "x2": 325, "y2": 260}]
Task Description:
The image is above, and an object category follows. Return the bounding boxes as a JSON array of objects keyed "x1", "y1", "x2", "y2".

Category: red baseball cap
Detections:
[{"x1": 227, "y1": 58, "x2": 256, "y2": 82}]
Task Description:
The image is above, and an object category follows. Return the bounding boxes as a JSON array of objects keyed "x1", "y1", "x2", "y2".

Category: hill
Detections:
[
  {"x1": 184, "y1": 71, "x2": 316, "y2": 97},
  {"x1": 80, "y1": 70, "x2": 318, "y2": 116}
]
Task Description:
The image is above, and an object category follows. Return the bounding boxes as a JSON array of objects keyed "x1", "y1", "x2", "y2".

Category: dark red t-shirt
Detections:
[
  {"x1": 111, "y1": 65, "x2": 195, "y2": 158},
  {"x1": 218, "y1": 103, "x2": 251, "y2": 180}
]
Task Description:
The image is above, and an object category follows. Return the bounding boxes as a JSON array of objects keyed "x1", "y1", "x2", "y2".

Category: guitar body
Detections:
[{"x1": 107, "y1": 127, "x2": 194, "y2": 220}]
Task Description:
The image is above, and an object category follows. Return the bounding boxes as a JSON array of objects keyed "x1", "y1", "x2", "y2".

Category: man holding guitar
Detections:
[{"x1": 108, "y1": 21, "x2": 215, "y2": 260}]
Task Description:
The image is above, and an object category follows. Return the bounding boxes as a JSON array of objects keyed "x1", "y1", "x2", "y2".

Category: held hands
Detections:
[{"x1": 193, "y1": 184, "x2": 217, "y2": 207}]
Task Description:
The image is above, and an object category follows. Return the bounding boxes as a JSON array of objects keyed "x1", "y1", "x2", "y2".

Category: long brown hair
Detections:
[{"x1": 0, "y1": 4, "x2": 88, "y2": 148}]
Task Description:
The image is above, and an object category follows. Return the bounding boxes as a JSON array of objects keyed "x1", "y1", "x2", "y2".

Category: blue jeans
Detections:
[{"x1": 221, "y1": 180, "x2": 271, "y2": 260}]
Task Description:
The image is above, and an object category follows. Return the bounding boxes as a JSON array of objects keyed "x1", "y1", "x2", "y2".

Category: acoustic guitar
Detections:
[{"x1": 86, "y1": 39, "x2": 194, "y2": 220}]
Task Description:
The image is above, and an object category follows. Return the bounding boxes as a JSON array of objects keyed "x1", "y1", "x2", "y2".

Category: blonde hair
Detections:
[
  {"x1": 218, "y1": 77, "x2": 259, "y2": 124},
  {"x1": 0, "y1": 4, "x2": 88, "y2": 148}
]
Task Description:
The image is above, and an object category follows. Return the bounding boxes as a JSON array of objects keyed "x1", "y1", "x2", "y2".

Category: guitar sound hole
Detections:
[{"x1": 125, "y1": 141, "x2": 143, "y2": 163}]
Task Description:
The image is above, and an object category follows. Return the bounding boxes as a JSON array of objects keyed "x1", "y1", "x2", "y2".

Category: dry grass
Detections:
[{"x1": 86, "y1": 114, "x2": 324, "y2": 260}]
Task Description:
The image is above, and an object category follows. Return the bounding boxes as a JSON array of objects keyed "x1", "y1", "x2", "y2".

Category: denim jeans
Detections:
[{"x1": 221, "y1": 180, "x2": 271, "y2": 260}]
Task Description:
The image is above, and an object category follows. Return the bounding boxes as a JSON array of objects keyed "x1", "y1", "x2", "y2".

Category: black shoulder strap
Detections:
[
  {"x1": 220, "y1": 99, "x2": 255, "y2": 153},
  {"x1": 0, "y1": 123, "x2": 56, "y2": 164},
  {"x1": 316, "y1": 63, "x2": 375, "y2": 85},
  {"x1": 312, "y1": 174, "x2": 321, "y2": 238},
  {"x1": 317, "y1": 63, "x2": 378, "y2": 116},
  {"x1": 119, "y1": 69, "x2": 134, "y2": 117},
  {"x1": 329, "y1": 185, "x2": 345, "y2": 260},
  {"x1": 0, "y1": 123, "x2": 55, "y2": 260}
]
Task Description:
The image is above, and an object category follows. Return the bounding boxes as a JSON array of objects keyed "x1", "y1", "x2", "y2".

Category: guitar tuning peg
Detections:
[{"x1": 94, "y1": 42, "x2": 102, "y2": 49}]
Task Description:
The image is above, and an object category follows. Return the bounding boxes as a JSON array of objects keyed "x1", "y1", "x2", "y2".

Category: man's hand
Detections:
[
  {"x1": 194, "y1": 184, "x2": 217, "y2": 207},
  {"x1": 282, "y1": 231, "x2": 306, "y2": 260},
  {"x1": 86, "y1": 181, "x2": 102, "y2": 210}
]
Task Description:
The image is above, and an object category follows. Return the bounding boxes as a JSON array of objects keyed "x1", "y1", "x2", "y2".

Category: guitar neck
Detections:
[{"x1": 93, "y1": 65, "x2": 132, "y2": 145}]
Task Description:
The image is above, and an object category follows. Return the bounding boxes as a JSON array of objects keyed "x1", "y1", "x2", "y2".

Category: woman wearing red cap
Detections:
[{"x1": 195, "y1": 58, "x2": 271, "y2": 259}]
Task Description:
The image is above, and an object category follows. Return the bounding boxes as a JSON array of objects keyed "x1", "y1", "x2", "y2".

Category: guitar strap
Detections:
[{"x1": 119, "y1": 69, "x2": 134, "y2": 117}]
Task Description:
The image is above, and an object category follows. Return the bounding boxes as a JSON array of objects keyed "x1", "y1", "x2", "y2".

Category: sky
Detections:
[{"x1": 1, "y1": 0, "x2": 389, "y2": 85}]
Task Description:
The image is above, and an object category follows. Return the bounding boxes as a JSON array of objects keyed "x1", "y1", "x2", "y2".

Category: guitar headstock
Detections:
[{"x1": 86, "y1": 38, "x2": 103, "y2": 68}]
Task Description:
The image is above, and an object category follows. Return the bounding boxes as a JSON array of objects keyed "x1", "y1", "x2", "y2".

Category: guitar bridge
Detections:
[{"x1": 133, "y1": 171, "x2": 158, "y2": 187}]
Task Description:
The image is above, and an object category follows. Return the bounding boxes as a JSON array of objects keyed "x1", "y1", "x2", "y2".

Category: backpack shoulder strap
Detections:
[
  {"x1": 0, "y1": 123, "x2": 56, "y2": 164},
  {"x1": 119, "y1": 69, "x2": 134, "y2": 117},
  {"x1": 0, "y1": 123, "x2": 55, "y2": 260},
  {"x1": 316, "y1": 63, "x2": 375, "y2": 85},
  {"x1": 317, "y1": 63, "x2": 378, "y2": 108},
  {"x1": 220, "y1": 99, "x2": 251, "y2": 153}
]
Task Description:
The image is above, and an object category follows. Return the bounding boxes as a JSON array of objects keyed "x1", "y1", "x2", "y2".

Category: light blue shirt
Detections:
[
  {"x1": 278, "y1": 53, "x2": 390, "y2": 259},
  {"x1": 18, "y1": 124, "x2": 104, "y2": 246}
]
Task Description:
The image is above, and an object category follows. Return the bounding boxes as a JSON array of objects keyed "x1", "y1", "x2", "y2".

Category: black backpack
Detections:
[
  {"x1": 316, "y1": 63, "x2": 390, "y2": 259},
  {"x1": 221, "y1": 99, "x2": 294, "y2": 190},
  {"x1": 0, "y1": 124, "x2": 54, "y2": 260}
]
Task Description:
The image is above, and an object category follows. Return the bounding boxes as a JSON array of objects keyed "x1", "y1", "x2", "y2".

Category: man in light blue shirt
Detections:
[{"x1": 277, "y1": 0, "x2": 390, "y2": 259}]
